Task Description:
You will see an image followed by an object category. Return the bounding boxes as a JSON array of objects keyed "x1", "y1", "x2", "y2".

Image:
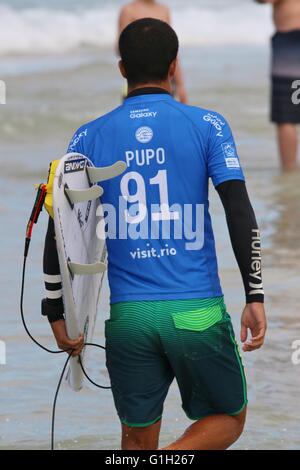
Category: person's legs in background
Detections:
[
  {"x1": 271, "y1": 31, "x2": 300, "y2": 172},
  {"x1": 277, "y1": 123, "x2": 298, "y2": 171}
]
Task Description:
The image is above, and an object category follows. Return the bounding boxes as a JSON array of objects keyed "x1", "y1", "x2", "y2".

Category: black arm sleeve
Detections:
[
  {"x1": 42, "y1": 217, "x2": 64, "y2": 323},
  {"x1": 216, "y1": 180, "x2": 264, "y2": 304}
]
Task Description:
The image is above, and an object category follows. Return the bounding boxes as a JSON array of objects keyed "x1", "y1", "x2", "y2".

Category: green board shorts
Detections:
[{"x1": 105, "y1": 297, "x2": 247, "y2": 427}]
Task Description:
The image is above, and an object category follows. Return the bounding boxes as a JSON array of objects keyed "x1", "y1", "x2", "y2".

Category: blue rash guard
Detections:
[{"x1": 67, "y1": 90, "x2": 245, "y2": 304}]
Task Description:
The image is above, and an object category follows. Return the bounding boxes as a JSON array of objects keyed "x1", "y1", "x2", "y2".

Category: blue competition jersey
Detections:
[{"x1": 68, "y1": 92, "x2": 245, "y2": 303}]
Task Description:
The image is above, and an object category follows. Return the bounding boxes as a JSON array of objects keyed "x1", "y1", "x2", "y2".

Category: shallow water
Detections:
[{"x1": 1, "y1": 11, "x2": 300, "y2": 450}]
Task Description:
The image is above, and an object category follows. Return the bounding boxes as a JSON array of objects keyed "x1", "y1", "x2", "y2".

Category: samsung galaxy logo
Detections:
[
  {"x1": 203, "y1": 113, "x2": 225, "y2": 137},
  {"x1": 68, "y1": 129, "x2": 88, "y2": 152},
  {"x1": 64, "y1": 158, "x2": 86, "y2": 174},
  {"x1": 130, "y1": 108, "x2": 157, "y2": 119}
]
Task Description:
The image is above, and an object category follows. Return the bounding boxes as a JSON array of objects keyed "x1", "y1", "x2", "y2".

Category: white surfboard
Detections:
[{"x1": 52, "y1": 153, "x2": 126, "y2": 391}]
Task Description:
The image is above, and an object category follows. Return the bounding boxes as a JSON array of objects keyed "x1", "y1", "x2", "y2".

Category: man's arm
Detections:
[
  {"x1": 43, "y1": 217, "x2": 64, "y2": 322},
  {"x1": 42, "y1": 127, "x2": 90, "y2": 355},
  {"x1": 216, "y1": 180, "x2": 267, "y2": 352},
  {"x1": 206, "y1": 111, "x2": 266, "y2": 352},
  {"x1": 216, "y1": 180, "x2": 264, "y2": 303},
  {"x1": 42, "y1": 217, "x2": 84, "y2": 356}
]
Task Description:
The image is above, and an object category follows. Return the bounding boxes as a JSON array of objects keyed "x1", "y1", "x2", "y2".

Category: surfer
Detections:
[
  {"x1": 256, "y1": 0, "x2": 300, "y2": 171},
  {"x1": 118, "y1": 0, "x2": 187, "y2": 104},
  {"x1": 42, "y1": 19, "x2": 266, "y2": 450}
]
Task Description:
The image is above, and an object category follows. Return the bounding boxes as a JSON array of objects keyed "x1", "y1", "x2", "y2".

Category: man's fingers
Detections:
[
  {"x1": 68, "y1": 334, "x2": 84, "y2": 346},
  {"x1": 58, "y1": 343, "x2": 75, "y2": 353},
  {"x1": 243, "y1": 342, "x2": 263, "y2": 352},
  {"x1": 71, "y1": 346, "x2": 84, "y2": 357},
  {"x1": 57, "y1": 334, "x2": 85, "y2": 354},
  {"x1": 243, "y1": 331, "x2": 265, "y2": 352},
  {"x1": 59, "y1": 343, "x2": 84, "y2": 356},
  {"x1": 251, "y1": 328, "x2": 266, "y2": 342},
  {"x1": 248, "y1": 329, "x2": 266, "y2": 347},
  {"x1": 67, "y1": 335, "x2": 84, "y2": 347},
  {"x1": 243, "y1": 340, "x2": 262, "y2": 352},
  {"x1": 240, "y1": 324, "x2": 248, "y2": 343},
  {"x1": 242, "y1": 325, "x2": 266, "y2": 352}
]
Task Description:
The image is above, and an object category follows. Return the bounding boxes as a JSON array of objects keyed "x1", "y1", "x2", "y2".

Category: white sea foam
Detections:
[{"x1": 0, "y1": 3, "x2": 273, "y2": 56}]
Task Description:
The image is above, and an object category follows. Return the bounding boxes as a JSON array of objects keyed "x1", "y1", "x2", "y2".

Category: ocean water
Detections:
[
  {"x1": 0, "y1": 0, "x2": 273, "y2": 56},
  {"x1": 1, "y1": 0, "x2": 300, "y2": 451}
]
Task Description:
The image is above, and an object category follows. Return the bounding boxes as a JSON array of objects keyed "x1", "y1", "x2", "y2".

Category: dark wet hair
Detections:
[{"x1": 119, "y1": 18, "x2": 179, "y2": 85}]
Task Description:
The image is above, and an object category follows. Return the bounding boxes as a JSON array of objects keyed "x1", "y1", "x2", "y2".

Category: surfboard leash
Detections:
[{"x1": 21, "y1": 184, "x2": 110, "y2": 450}]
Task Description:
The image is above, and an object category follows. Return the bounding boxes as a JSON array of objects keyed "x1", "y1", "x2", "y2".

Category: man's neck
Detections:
[
  {"x1": 127, "y1": 81, "x2": 171, "y2": 95},
  {"x1": 127, "y1": 86, "x2": 170, "y2": 99}
]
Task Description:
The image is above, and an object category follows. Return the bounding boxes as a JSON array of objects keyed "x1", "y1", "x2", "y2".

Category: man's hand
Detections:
[
  {"x1": 241, "y1": 303, "x2": 267, "y2": 352},
  {"x1": 50, "y1": 319, "x2": 84, "y2": 357}
]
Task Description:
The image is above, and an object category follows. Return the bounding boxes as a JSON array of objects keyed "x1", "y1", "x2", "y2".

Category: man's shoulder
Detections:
[
  {"x1": 79, "y1": 106, "x2": 123, "y2": 133},
  {"x1": 168, "y1": 100, "x2": 227, "y2": 131},
  {"x1": 68, "y1": 106, "x2": 123, "y2": 151}
]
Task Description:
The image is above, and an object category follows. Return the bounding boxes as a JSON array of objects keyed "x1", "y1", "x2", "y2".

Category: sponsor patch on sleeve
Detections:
[
  {"x1": 222, "y1": 143, "x2": 240, "y2": 168},
  {"x1": 225, "y1": 157, "x2": 240, "y2": 168}
]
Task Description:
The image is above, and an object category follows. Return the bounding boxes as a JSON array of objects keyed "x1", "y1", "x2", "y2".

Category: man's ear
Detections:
[
  {"x1": 119, "y1": 60, "x2": 127, "y2": 79},
  {"x1": 169, "y1": 58, "x2": 178, "y2": 80}
]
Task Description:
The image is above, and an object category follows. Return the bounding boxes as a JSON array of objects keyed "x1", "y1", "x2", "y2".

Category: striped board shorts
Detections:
[{"x1": 105, "y1": 297, "x2": 247, "y2": 427}]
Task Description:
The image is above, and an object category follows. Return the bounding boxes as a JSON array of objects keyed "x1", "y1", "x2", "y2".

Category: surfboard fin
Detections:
[
  {"x1": 68, "y1": 261, "x2": 107, "y2": 276},
  {"x1": 87, "y1": 161, "x2": 127, "y2": 184},
  {"x1": 64, "y1": 185, "x2": 103, "y2": 205}
]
